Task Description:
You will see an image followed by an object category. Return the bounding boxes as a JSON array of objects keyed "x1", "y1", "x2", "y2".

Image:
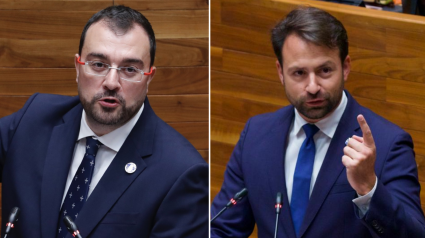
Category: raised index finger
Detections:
[{"x1": 357, "y1": 114, "x2": 375, "y2": 147}]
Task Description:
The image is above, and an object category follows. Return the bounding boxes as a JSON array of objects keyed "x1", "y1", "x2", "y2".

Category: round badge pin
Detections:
[
  {"x1": 125, "y1": 162, "x2": 137, "y2": 174},
  {"x1": 345, "y1": 137, "x2": 350, "y2": 146}
]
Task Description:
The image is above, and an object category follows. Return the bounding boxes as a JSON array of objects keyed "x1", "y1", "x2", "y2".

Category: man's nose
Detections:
[
  {"x1": 305, "y1": 73, "x2": 320, "y2": 95},
  {"x1": 103, "y1": 67, "x2": 121, "y2": 91}
]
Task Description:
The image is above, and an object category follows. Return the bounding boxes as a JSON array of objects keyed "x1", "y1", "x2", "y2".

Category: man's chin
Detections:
[
  {"x1": 299, "y1": 107, "x2": 329, "y2": 121},
  {"x1": 99, "y1": 105, "x2": 119, "y2": 113},
  {"x1": 90, "y1": 108, "x2": 123, "y2": 126}
]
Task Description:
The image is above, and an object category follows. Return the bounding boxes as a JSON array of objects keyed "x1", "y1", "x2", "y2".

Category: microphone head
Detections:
[
  {"x1": 234, "y1": 188, "x2": 248, "y2": 202},
  {"x1": 276, "y1": 192, "x2": 282, "y2": 204},
  {"x1": 8, "y1": 207, "x2": 20, "y2": 223},
  {"x1": 63, "y1": 215, "x2": 79, "y2": 233},
  {"x1": 226, "y1": 188, "x2": 249, "y2": 208},
  {"x1": 275, "y1": 192, "x2": 282, "y2": 214},
  {"x1": 5, "y1": 207, "x2": 20, "y2": 234}
]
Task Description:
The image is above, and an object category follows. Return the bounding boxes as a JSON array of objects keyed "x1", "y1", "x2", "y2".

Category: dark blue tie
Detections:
[
  {"x1": 290, "y1": 124, "x2": 319, "y2": 236},
  {"x1": 56, "y1": 137, "x2": 102, "y2": 238}
]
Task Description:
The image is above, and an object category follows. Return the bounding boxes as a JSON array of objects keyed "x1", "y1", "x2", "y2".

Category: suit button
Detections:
[{"x1": 372, "y1": 220, "x2": 378, "y2": 226}]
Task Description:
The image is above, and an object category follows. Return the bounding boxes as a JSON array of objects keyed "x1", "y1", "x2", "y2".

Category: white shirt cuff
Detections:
[{"x1": 352, "y1": 177, "x2": 378, "y2": 218}]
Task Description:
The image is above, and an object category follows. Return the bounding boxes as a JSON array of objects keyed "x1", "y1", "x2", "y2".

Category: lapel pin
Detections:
[
  {"x1": 345, "y1": 137, "x2": 350, "y2": 146},
  {"x1": 125, "y1": 162, "x2": 137, "y2": 174}
]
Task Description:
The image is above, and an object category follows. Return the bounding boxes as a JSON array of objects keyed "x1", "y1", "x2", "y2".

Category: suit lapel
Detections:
[
  {"x1": 40, "y1": 104, "x2": 82, "y2": 238},
  {"x1": 75, "y1": 98, "x2": 157, "y2": 237},
  {"x1": 298, "y1": 92, "x2": 362, "y2": 237},
  {"x1": 266, "y1": 107, "x2": 298, "y2": 238}
]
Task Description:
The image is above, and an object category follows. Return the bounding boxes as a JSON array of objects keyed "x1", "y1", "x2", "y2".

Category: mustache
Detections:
[
  {"x1": 91, "y1": 91, "x2": 125, "y2": 104},
  {"x1": 303, "y1": 92, "x2": 329, "y2": 101}
]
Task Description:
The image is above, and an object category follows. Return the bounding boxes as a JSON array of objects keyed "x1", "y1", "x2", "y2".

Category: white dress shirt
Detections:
[
  {"x1": 61, "y1": 103, "x2": 144, "y2": 206},
  {"x1": 285, "y1": 91, "x2": 376, "y2": 217}
]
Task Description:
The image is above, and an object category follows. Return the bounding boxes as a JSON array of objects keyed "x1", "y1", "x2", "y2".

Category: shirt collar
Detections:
[
  {"x1": 78, "y1": 103, "x2": 144, "y2": 152},
  {"x1": 293, "y1": 91, "x2": 348, "y2": 139}
]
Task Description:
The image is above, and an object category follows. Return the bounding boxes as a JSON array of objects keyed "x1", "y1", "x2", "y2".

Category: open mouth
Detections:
[
  {"x1": 98, "y1": 97, "x2": 120, "y2": 108},
  {"x1": 306, "y1": 99, "x2": 325, "y2": 106}
]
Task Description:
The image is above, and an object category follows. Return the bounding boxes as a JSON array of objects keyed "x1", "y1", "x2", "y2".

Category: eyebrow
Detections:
[
  {"x1": 287, "y1": 65, "x2": 305, "y2": 72},
  {"x1": 86, "y1": 52, "x2": 108, "y2": 60},
  {"x1": 287, "y1": 60, "x2": 336, "y2": 71},
  {"x1": 122, "y1": 58, "x2": 145, "y2": 68},
  {"x1": 86, "y1": 53, "x2": 145, "y2": 67},
  {"x1": 317, "y1": 60, "x2": 336, "y2": 68}
]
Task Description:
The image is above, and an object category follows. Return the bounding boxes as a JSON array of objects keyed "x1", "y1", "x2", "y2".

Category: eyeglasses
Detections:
[{"x1": 77, "y1": 56, "x2": 153, "y2": 82}]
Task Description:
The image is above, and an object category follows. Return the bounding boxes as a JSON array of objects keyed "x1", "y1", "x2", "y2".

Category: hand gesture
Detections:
[{"x1": 342, "y1": 115, "x2": 377, "y2": 196}]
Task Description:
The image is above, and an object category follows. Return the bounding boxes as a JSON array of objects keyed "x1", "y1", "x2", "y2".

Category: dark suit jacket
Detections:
[
  {"x1": 211, "y1": 91, "x2": 425, "y2": 238},
  {"x1": 0, "y1": 93, "x2": 208, "y2": 238}
]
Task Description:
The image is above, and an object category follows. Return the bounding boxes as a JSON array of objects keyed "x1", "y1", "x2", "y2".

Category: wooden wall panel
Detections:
[
  {"x1": 0, "y1": 0, "x2": 208, "y2": 10},
  {"x1": 211, "y1": 46, "x2": 223, "y2": 70},
  {"x1": 155, "y1": 39, "x2": 209, "y2": 66},
  {"x1": 211, "y1": 23, "x2": 270, "y2": 57},
  {"x1": 211, "y1": 0, "x2": 221, "y2": 24},
  {"x1": 149, "y1": 95, "x2": 208, "y2": 122},
  {"x1": 211, "y1": 141, "x2": 234, "y2": 199},
  {"x1": 0, "y1": 0, "x2": 209, "y2": 227},
  {"x1": 222, "y1": 50, "x2": 276, "y2": 81},
  {"x1": 211, "y1": 117, "x2": 245, "y2": 145},
  {"x1": 211, "y1": 70, "x2": 286, "y2": 105},
  {"x1": 169, "y1": 122, "x2": 209, "y2": 150},
  {"x1": 0, "y1": 1, "x2": 112, "y2": 11},
  {"x1": 211, "y1": 0, "x2": 425, "y2": 237},
  {"x1": 115, "y1": 0, "x2": 208, "y2": 10},
  {"x1": 0, "y1": 10, "x2": 208, "y2": 40},
  {"x1": 386, "y1": 29, "x2": 425, "y2": 57}
]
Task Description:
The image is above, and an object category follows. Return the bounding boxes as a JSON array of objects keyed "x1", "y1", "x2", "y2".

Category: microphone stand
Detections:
[
  {"x1": 274, "y1": 212, "x2": 280, "y2": 238},
  {"x1": 211, "y1": 188, "x2": 248, "y2": 223},
  {"x1": 274, "y1": 192, "x2": 282, "y2": 238},
  {"x1": 211, "y1": 206, "x2": 228, "y2": 222}
]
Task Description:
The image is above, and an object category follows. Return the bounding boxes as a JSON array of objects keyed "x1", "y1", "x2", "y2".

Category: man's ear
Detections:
[
  {"x1": 342, "y1": 55, "x2": 351, "y2": 82},
  {"x1": 75, "y1": 53, "x2": 81, "y2": 83},
  {"x1": 276, "y1": 60, "x2": 284, "y2": 86},
  {"x1": 145, "y1": 66, "x2": 156, "y2": 93}
]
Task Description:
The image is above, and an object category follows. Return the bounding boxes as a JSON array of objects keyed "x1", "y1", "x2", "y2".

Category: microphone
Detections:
[
  {"x1": 275, "y1": 192, "x2": 282, "y2": 214},
  {"x1": 211, "y1": 188, "x2": 248, "y2": 222},
  {"x1": 63, "y1": 216, "x2": 83, "y2": 238},
  {"x1": 4, "y1": 207, "x2": 20, "y2": 238},
  {"x1": 274, "y1": 192, "x2": 282, "y2": 238},
  {"x1": 226, "y1": 188, "x2": 248, "y2": 208}
]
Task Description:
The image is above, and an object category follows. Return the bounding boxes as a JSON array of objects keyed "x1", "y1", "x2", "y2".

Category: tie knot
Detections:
[
  {"x1": 86, "y1": 137, "x2": 102, "y2": 156},
  {"x1": 302, "y1": 124, "x2": 319, "y2": 139}
]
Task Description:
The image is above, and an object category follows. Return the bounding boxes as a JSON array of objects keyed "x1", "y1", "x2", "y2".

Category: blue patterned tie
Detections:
[
  {"x1": 290, "y1": 124, "x2": 319, "y2": 236},
  {"x1": 56, "y1": 137, "x2": 102, "y2": 238}
]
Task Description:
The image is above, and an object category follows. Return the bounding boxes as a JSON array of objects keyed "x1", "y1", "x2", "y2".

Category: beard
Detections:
[
  {"x1": 80, "y1": 90, "x2": 142, "y2": 127},
  {"x1": 285, "y1": 80, "x2": 344, "y2": 121}
]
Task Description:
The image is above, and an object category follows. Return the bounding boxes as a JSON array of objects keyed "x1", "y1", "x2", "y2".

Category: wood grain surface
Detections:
[{"x1": 211, "y1": 0, "x2": 425, "y2": 237}]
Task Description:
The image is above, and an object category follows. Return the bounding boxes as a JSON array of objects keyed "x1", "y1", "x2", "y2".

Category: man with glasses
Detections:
[{"x1": 0, "y1": 5, "x2": 208, "y2": 238}]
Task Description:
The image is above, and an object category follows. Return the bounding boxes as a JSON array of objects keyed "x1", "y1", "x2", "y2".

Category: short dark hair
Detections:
[
  {"x1": 79, "y1": 5, "x2": 156, "y2": 67},
  {"x1": 271, "y1": 7, "x2": 348, "y2": 65}
]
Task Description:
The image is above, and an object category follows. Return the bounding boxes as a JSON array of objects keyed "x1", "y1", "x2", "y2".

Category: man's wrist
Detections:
[
  {"x1": 357, "y1": 176, "x2": 377, "y2": 196},
  {"x1": 353, "y1": 176, "x2": 378, "y2": 218}
]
